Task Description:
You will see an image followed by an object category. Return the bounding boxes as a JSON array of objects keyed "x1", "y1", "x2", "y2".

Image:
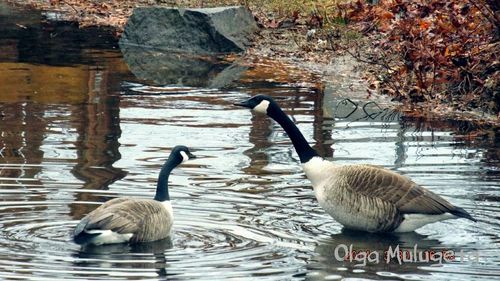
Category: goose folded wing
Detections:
[
  {"x1": 81, "y1": 199, "x2": 164, "y2": 234},
  {"x1": 83, "y1": 204, "x2": 142, "y2": 234},
  {"x1": 338, "y1": 164, "x2": 456, "y2": 215}
]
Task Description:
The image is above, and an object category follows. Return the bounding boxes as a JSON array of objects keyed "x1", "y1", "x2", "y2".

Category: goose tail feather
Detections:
[
  {"x1": 450, "y1": 207, "x2": 476, "y2": 222},
  {"x1": 73, "y1": 217, "x2": 90, "y2": 237}
]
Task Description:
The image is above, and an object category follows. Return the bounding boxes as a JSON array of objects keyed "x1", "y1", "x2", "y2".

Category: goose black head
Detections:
[
  {"x1": 234, "y1": 95, "x2": 275, "y2": 115},
  {"x1": 170, "y1": 145, "x2": 196, "y2": 164},
  {"x1": 235, "y1": 94, "x2": 319, "y2": 163}
]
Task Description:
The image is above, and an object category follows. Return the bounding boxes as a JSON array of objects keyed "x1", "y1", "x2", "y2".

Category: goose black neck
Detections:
[
  {"x1": 154, "y1": 157, "x2": 179, "y2": 202},
  {"x1": 267, "y1": 102, "x2": 319, "y2": 163}
]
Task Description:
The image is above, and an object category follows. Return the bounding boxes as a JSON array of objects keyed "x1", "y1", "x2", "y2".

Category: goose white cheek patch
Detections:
[
  {"x1": 180, "y1": 151, "x2": 189, "y2": 162},
  {"x1": 253, "y1": 100, "x2": 270, "y2": 114}
]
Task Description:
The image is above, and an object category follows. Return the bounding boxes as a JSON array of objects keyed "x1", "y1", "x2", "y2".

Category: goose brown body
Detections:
[
  {"x1": 74, "y1": 198, "x2": 173, "y2": 244},
  {"x1": 305, "y1": 159, "x2": 472, "y2": 232}
]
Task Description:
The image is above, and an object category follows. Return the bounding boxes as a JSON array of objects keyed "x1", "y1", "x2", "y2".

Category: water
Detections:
[{"x1": 0, "y1": 3, "x2": 499, "y2": 280}]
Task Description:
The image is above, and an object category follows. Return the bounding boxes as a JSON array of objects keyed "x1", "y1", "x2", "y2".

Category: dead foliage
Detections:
[{"x1": 336, "y1": 0, "x2": 499, "y2": 116}]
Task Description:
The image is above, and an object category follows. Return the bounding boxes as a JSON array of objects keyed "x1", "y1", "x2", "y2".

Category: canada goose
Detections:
[
  {"x1": 73, "y1": 146, "x2": 196, "y2": 245},
  {"x1": 235, "y1": 95, "x2": 476, "y2": 232}
]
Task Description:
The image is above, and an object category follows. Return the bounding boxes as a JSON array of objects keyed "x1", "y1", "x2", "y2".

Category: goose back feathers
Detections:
[
  {"x1": 305, "y1": 159, "x2": 474, "y2": 232},
  {"x1": 74, "y1": 199, "x2": 174, "y2": 244}
]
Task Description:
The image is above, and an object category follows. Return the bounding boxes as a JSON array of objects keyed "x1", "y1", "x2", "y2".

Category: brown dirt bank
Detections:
[{"x1": 5, "y1": 0, "x2": 499, "y2": 129}]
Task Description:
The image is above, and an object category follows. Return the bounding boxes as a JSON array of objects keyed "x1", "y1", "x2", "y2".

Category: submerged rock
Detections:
[{"x1": 119, "y1": 6, "x2": 258, "y2": 54}]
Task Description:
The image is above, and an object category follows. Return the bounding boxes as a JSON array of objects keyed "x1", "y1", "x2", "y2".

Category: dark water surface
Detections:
[{"x1": 0, "y1": 3, "x2": 499, "y2": 280}]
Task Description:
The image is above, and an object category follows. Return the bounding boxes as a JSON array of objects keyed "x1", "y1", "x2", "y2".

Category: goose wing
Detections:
[
  {"x1": 336, "y1": 164, "x2": 457, "y2": 215},
  {"x1": 75, "y1": 199, "x2": 172, "y2": 241},
  {"x1": 74, "y1": 197, "x2": 130, "y2": 236}
]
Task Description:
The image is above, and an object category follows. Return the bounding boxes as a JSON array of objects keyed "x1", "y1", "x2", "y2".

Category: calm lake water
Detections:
[{"x1": 0, "y1": 3, "x2": 499, "y2": 280}]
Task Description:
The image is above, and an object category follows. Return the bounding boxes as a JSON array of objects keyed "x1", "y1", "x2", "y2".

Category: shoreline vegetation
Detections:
[{"x1": 5, "y1": 0, "x2": 499, "y2": 127}]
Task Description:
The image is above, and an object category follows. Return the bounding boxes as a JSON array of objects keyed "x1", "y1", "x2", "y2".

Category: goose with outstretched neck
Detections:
[
  {"x1": 73, "y1": 146, "x2": 196, "y2": 245},
  {"x1": 235, "y1": 95, "x2": 476, "y2": 232}
]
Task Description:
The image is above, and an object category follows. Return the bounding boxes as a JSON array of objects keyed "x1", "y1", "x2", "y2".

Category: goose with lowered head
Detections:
[
  {"x1": 73, "y1": 145, "x2": 196, "y2": 245},
  {"x1": 235, "y1": 95, "x2": 476, "y2": 233}
]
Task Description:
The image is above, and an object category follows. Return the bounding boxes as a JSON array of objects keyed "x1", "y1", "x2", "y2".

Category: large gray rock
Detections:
[{"x1": 119, "y1": 6, "x2": 258, "y2": 54}]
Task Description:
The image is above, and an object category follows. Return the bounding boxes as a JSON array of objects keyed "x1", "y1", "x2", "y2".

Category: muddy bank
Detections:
[{"x1": 246, "y1": 27, "x2": 499, "y2": 127}]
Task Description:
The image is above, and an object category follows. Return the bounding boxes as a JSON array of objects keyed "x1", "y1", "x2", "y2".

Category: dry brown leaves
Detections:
[{"x1": 339, "y1": 0, "x2": 499, "y2": 116}]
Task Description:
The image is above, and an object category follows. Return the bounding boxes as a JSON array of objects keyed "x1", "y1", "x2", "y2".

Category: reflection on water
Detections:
[
  {"x1": 308, "y1": 230, "x2": 441, "y2": 280},
  {"x1": 0, "y1": 4, "x2": 499, "y2": 281},
  {"x1": 120, "y1": 45, "x2": 248, "y2": 88},
  {"x1": 74, "y1": 239, "x2": 172, "y2": 279}
]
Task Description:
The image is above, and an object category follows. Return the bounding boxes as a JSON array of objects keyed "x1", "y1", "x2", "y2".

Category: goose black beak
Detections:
[
  {"x1": 187, "y1": 152, "x2": 196, "y2": 159},
  {"x1": 233, "y1": 100, "x2": 252, "y2": 108}
]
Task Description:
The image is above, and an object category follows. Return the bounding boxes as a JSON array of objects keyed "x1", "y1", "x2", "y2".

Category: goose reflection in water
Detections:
[
  {"x1": 308, "y1": 229, "x2": 452, "y2": 280},
  {"x1": 74, "y1": 238, "x2": 173, "y2": 279}
]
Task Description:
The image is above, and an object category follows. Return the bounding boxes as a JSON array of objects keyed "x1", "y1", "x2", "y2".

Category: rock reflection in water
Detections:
[{"x1": 120, "y1": 45, "x2": 248, "y2": 88}]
